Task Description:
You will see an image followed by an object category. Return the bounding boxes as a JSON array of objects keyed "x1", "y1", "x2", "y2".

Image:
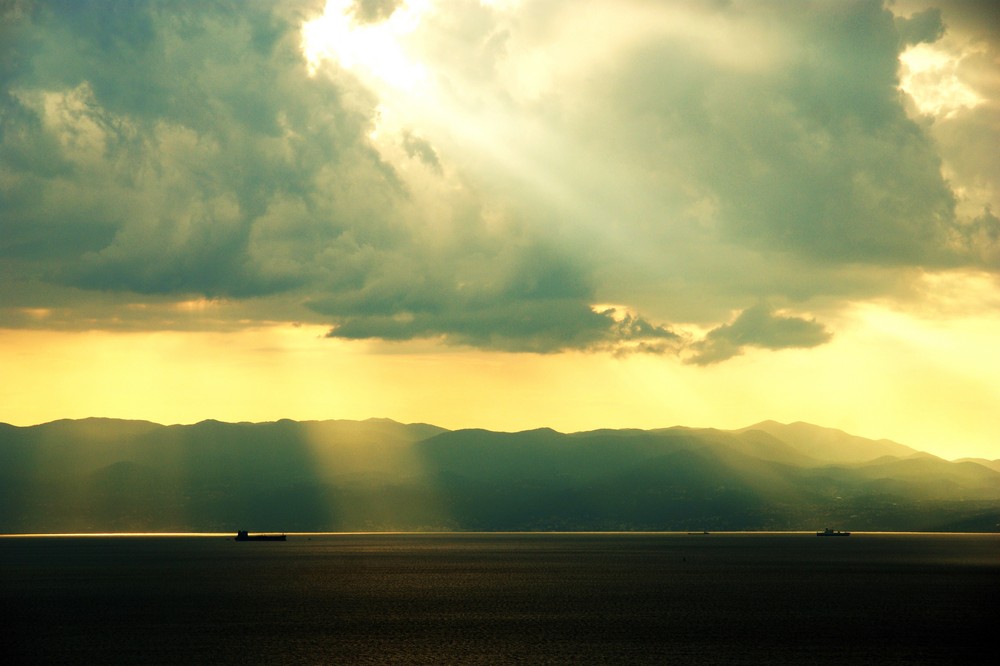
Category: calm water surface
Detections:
[{"x1": 3, "y1": 532, "x2": 997, "y2": 664}]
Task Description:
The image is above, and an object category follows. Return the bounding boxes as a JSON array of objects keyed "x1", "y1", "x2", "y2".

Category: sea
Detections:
[{"x1": 2, "y1": 532, "x2": 997, "y2": 664}]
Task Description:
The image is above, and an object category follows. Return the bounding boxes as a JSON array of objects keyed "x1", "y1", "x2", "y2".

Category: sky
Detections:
[{"x1": 2, "y1": 0, "x2": 999, "y2": 460}]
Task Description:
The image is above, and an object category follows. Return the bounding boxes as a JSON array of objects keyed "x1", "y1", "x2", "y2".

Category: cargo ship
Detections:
[
  {"x1": 234, "y1": 530, "x2": 286, "y2": 541},
  {"x1": 816, "y1": 528, "x2": 850, "y2": 537}
]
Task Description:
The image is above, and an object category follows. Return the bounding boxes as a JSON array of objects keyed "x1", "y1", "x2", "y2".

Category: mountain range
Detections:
[{"x1": 1, "y1": 418, "x2": 998, "y2": 533}]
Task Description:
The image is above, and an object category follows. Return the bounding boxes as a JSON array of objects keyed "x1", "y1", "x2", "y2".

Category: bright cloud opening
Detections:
[
  {"x1": 301, "y1": 0, "x2": 430, "y2": 91},
  {"x1": 899, "y1": 43, "x2": 984, "y2": 118}
]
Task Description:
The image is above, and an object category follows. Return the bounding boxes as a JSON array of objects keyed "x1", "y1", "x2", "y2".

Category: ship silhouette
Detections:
[{"x1": 234, "y1": 530, "x2": 286, "y2": 541}]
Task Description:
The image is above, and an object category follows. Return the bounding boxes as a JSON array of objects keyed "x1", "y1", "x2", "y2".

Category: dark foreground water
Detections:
[{"x1": 2, "y1": 532, "x2": 998, "y2": 664}]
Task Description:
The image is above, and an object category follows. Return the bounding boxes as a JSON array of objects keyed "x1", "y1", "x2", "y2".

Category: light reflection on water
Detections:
[{"x1": 3, "y1": 533, "x2": 998, "y2": 664}]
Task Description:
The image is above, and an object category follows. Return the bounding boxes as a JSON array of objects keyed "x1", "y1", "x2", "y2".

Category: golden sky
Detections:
[{"x1": 2, "y1": 1, "x2": 999, "y2": 460}]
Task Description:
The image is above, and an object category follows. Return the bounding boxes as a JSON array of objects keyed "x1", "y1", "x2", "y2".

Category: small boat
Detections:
[
  {"x1": 234, "y1": 530, "x2": 286, "y2": 541},
  {"x1": 816, "y1": 528, "x2": 850, "y2": 537}
]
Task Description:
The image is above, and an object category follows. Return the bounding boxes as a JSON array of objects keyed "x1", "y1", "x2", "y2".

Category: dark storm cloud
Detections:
[
  {"x1": 1, "y1": 0, "x2": 386, "y2": 297},
  {"x1": 0, "y1": 0, "x2": 690, "y2": 356},
  {"x1": 1, "y1": 0, "x2": 997, "y2": 361},
  {"x1": 311, "y1": 243, "x2": 682, "y2": 352},
  {"x1": 895, "y1": 7, "x2": 945, "y2": 46},
  {"x1": 591, "y1": 1, "x2": 959, "y2": 269},
  {"x1": 326, "y1": 300, "x2": 627, "y2": 353},
  {"x1": 687, "y1": 305, "x2": 832, "y2": 366}
]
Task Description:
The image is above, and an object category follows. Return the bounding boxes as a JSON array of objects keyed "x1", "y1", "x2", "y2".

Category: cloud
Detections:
[
  {"x1": 2, "y1": 0, "x2": 391, "y2": 296},
  {"x1": 1, "y1": 1, "x2": 998, "y2": 363},
  {"x1": 351, "y1": 0, "x2": 404, "y2": 25},
  {"x1": 895, "y1": 8, "x2": 945, "y2": 46},
  {"x1": 957, "y1": 206, "x2": 1000, "y2": 266},
  {"x1": 580, "y1": 1, "x2": 959, "y2": 267},
  {"x1": 310, "y1": 243, "x2": 683, "y2": 354},
  {"x1": 687, "y1": 305, "x2": 833, "y2": 366},
  {"x1": 400, "y1": 130, "x2": 441, "y2": 173}
]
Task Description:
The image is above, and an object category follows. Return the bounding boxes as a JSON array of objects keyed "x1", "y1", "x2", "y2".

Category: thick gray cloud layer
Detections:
[
  {"x1": 688, "y1": 305, "x2": 832, "y2": 366},
  {"x1": 1, "y1": 0, "x2": 997, "y2": 361}
]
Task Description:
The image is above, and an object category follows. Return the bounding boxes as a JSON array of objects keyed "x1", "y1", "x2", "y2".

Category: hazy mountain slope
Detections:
[
  {"x1": 844, "y1": 456, "x2": 1000, "y2": 500},
  {"x1": 0, "y1": 418, "x2": 163, "y2": 478},
  {"x1": 0, "y1": 417, "x2": 445, "y2": 479},
  {"x1": 0, "y1": 418, "x2": 448, "y2": 532},
  {"x1": 1, "y1": 418, "x2": 997, "y2": 533},
  {"x1": 658, "y1": 426, "x2": 820, "y2": 467},
  {"x1": 738, "y1": 421, "x2": 919, "y2": 463},
  {"x1": 956, "y1": 458, "x2": 1000, "y2": 474},
  {"x1": 416, "y1": 427, "x2": 711, "y2": 483}
]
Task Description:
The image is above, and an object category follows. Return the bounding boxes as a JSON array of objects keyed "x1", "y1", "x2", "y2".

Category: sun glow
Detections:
[
  {"x1": 899, "y1": 43, "x2": 984, "y2": 118},
  {"x1": 302, "y1": 0, "x2": 430, "y2": 91}
]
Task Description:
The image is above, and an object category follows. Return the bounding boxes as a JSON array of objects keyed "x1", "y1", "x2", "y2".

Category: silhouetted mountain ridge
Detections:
[{"x1": 1, "y1": 418, "x2": 997, "y2": 533}]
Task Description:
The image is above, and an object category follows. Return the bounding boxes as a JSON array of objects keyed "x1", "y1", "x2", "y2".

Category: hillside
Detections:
[
  {"x1": 1, "y1": 419, "x2": 998, "y2": 533},
  {"x1": 736, "y1": 420, "x2": 920, "y2": 462}
]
